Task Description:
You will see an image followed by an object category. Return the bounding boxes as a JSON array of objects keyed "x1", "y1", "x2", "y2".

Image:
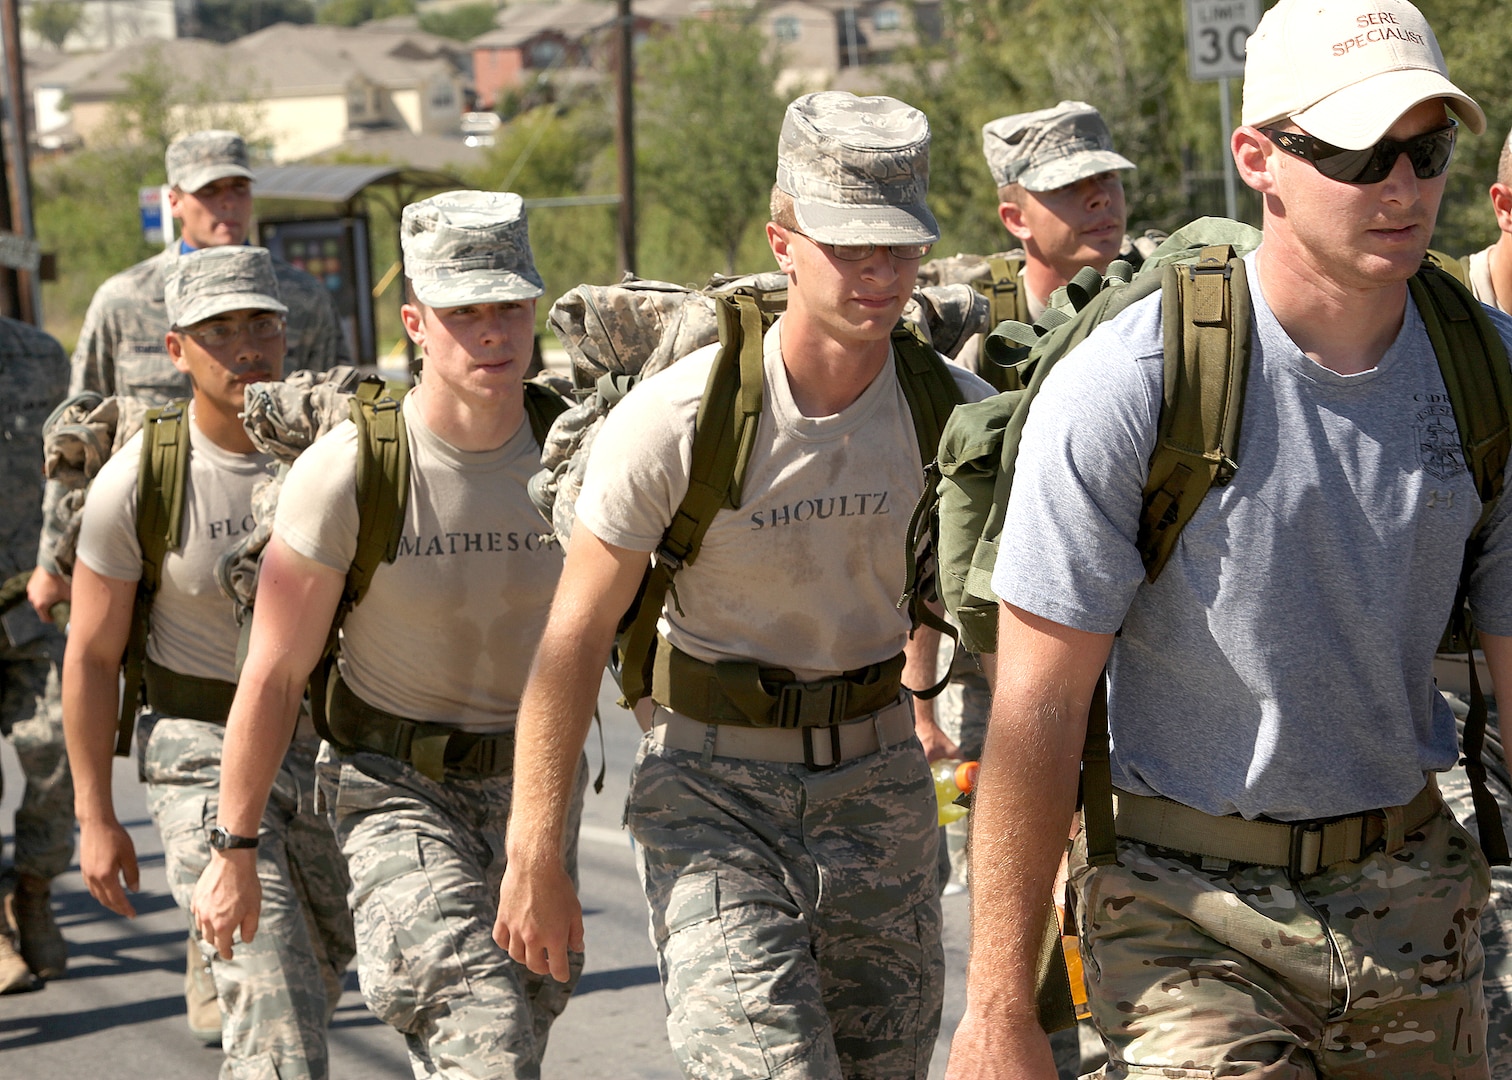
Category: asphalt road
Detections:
[{"x1": 0, "y1": 675, "x2": 972, "y2": 1078}]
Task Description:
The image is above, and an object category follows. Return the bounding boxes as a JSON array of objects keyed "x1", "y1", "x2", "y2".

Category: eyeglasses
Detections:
[
  {"x1": 181, "y1": 314, "x2": 286, "y2": 348},
  {"x1": 792, "y1": 230, "x2": 932, "y2": 262},
  {"x1": 1258, "y1": 120, "x2": 1458, "y2": 185}
]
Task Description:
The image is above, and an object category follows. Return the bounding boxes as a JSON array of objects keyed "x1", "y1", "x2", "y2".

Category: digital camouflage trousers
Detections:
[
  {"x1": 142, "y1": 714, "x2": 355, "y2": 1080},
  {"x1": 317, "y1": 743, "x2": 588, "y2": 1080}
]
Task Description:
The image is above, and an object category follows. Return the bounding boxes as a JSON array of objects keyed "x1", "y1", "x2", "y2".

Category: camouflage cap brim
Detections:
[
  {"x1": 1018, "y1": 148, "x2": 1137, "y2": 193},
  {"x1": 411, "y1": 267, "x2": 545, "y2": 308},
  {"x1": 791, "y1": 198, "x2": 940, "y2": 246},
  {"x1": 176, "y1": 162, "x2": 255, "y2": 195},
  {"x1": 174, "y1": 290, "x2": 288, "y2": 330}
]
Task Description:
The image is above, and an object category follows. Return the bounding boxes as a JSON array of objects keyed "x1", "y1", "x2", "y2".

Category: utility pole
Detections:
[
  {"x1": 614, "y1": 0, "x2": 636, "y2": 277},
  {"x1": 0, "y1": 0, "x2": 40, "y2": 324}
]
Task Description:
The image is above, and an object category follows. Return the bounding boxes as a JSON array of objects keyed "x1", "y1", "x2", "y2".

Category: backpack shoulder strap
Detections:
[
  {"x1": 118, "y1": 399, "x2": 191, "y2": 755},
  {"x1": 891, "y1": 320, "x2": 966, "y2": 469},
  {"x1": 522, "y1": 379, "x2": 571, "y2": 448},
  {"x1": 1411, "y1": 263, "x2": 1512, "y2": 865},
  {"x1": 309, "y1": 376, "x2": 410, "y2": 740},
  {"x1": 1089, "y1": 247, "x2": 1251, "y2": 862},
  {"x1": 1135, "y1": 245, "x2": 1252, "y2": 582},
  {"x1": 616, "y1": 292, "x2": 767, "y2": 707},
  {"x1": 979, "y1": 253, "x2": 1029, "y2": 392}
]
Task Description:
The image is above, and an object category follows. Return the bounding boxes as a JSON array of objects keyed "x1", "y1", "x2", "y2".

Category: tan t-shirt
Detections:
[
  {"x1": 276, "y1": 391, "x2": 559, "y2": 732},
  {"x1": 76, "y1": 417, "x2": 274, "y2": 683},
  {"x1": 576, "y1": 319, "x2": 991, "y2": 680}
]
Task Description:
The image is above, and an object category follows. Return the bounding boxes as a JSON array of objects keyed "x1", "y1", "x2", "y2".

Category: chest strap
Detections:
[
  {"x1": 143, "y1": 659, "x2": 237, "y2": 726},
  {"x1": 1111, "y1": 777, "x2": 1441, "y2": 878},
  {"x1": 651, "y1": 639, "x2": 905, "y2": 729},
  {"x1": 326, "y1": 669, "x2": 514, "y2": 783}
]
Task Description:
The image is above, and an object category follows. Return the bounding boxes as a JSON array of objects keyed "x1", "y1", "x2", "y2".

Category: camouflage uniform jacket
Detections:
[
  {"x1": 70, "y1": 246, "x2": 351, "y2": 403},
  {"x1": 1, "y1": 318, "x2": 68, "y2": 581}
]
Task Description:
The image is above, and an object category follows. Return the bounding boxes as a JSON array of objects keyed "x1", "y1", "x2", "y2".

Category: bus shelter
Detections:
[{"x1": 250, "y1": 163, "x2": 461, "y2": 369}]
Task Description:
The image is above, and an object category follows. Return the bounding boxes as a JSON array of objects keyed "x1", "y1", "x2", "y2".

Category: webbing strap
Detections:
[
  {"x1": 1411, "y1": 265, "x2": 1512, "y2": 865},
  {"x1": 1081, "y1": 677, "x2": 1116, "y2": 866},
  {"x1": 119, "y1": 401, "x2": 191, "y2": 756},
  {"x1": 980, "y1": 254, "x2": 1027, "y2": 392},
  {"x1": 891, "y1": 321, "x2": 967, "y2": 697},
  {"x1": 617, "y1": 294, "x2": 763, "y2": 707},
  {"x1": 310, "y1": 377, "x2": 410, "y2": 744},
  {"x1": 1137, "y1": 246, "x2": 1250, "y2": 582},
  {"x1": 522, "y1": 379, "x2": 570, "y2": 448}
]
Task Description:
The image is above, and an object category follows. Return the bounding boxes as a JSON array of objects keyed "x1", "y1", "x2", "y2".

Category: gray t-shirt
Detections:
[
  {"x1": 994, "y1": 250, "x2": 1512, "y2": 821},
  {"x1": 76, "y1": 419, "x2": 274, "y2": 683}
]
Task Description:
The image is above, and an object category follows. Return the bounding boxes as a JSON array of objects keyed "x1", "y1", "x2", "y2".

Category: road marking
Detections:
[{"x1": 580, "y1": 823, "x2": 631, "y2": 848}]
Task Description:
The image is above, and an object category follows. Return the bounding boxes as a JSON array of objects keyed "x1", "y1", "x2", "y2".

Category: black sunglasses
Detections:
[{"x1": 1259, "y1": 120, "x2": 1458, "y2": 185}]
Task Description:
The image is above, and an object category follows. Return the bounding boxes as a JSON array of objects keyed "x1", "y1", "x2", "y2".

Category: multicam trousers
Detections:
[
  {"x1": 316, "y1": 743, "x2": 588, "y2": 1080},
  {"x1": 1070, "y1": 796, "x2": 1490, "y2": 1079},
  {"x1": 141, "y1": 714, "x2": 355, "y2": 1080},
  {"x1": 628, "y1": 699, "x2": 945, "y2": 1079},
  {"x1": 0, "y1": 631, "x2": 72, "y2": 881}
]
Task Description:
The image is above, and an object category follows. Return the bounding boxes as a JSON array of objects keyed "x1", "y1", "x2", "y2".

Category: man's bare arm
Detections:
[
  {"x1": 944, "y1": 601, "x2": 1112, "y2": 1080},
  {"x1": 192, "y1": 536, "x2": 344, "y2": 960},
  {"x1": 496, "y1": 526, "x2": 649, "y2": 982},
  {"x1": 62, "y1": 561, "x2": 141, "y2": 917}
]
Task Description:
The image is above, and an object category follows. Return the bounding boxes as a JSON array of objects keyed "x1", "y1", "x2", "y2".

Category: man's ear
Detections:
[
  {"x1": 166, "y1": 331, "x2": 190, "y2": 375},
  {"x1": 1490, "y1": 182, "x2": 1512, "y2": 234},
  {"x1": 167, "y1": 186, "x2": 185, "y2": 223},
  {"x1": 401, "y1": 303, "x2": 425, "y2": 347},
  {"x1": 999, "y1": 201, "x2": 1030, "y2": 243},
  {"x1": 768, "y1": 222, "x2": 797, "y2": 275},
  {"x1": 1232, "y1": 126, "x2": 1278, "y2": 196}
]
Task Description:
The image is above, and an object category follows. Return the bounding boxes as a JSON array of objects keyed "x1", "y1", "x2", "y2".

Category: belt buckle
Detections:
[
  {"x1": 774, "y1": 677, "x2": 850, "y2": 729},
  {"x1": 1287, "y1": 821, "x2": 1323, "y2": 877},
  {"x1": 802, "y1": 724, "x2": 845, "y2": 772}
]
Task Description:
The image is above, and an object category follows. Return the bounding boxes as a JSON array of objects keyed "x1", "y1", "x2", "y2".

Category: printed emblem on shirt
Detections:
[{"x1": 1416, "y1": 397, "x2": 1465, "y2": 483}]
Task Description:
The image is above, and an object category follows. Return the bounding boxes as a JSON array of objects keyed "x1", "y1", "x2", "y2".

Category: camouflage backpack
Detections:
[{"x1": 535, "y1": 272, "x2": 972, "y2": 707}]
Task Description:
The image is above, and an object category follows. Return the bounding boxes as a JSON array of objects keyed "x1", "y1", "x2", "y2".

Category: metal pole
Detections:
[
  {"x1": 1219, "y1": 78, "x2": 1238, "y2": 221},
  {"x1": 844, "y1": 6, "x2": 860, "y2": 69},
  {"x1": 0, "y1": 0, "x2": 38, "y2": 324},
  {"x1": 615, "y1": 0, "x2": 636, "y2": 277}
]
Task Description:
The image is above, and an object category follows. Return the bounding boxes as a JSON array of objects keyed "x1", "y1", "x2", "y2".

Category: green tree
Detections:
[
  {"x1": 636, "y1": 11, "x2": 787, "y2": 274},
  {"x1": 190, "y1": 0, "x2": 315, "y2": 43},
  {"x1": 464, "y1": 103, "x2": 619, "y2": 329},
  {"x1": 26, "y1": 0, "x2": 85, "y2": 49},
  {"x1": 317, "y1": 0, "x2": 415, "y2": 27},
  {"x1": 419, "y1": 1, "x2": 497, "y2": 42}
]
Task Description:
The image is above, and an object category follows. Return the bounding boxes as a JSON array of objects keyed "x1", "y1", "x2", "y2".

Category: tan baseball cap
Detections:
[{"x1": 1242, "y1": 0, "x2": 1483, "y2": 150}]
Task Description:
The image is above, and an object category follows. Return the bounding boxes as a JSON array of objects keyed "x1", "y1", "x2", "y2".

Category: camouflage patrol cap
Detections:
[
  {"x1": 165, "y1": 246, "x2": 287, "y2": 329},
  {"x1": 401, "y1": 190, "x2": 544, "y2": 307},
  {"x1": 982, "y1": 101, "x2": 1136, "y2": 192},
  {"x1": 166, "y1": 130, "x2": 254, "y2": 194},
  {"x1": 776, "y1": 91, "x2": 939, "y2": 245}
]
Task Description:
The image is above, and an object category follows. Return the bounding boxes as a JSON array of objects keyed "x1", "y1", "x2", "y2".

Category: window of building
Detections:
[
  {"x1": 430, "y1": 81, "x2": 454, "y2": 109},
  {"x1": 873, "y1": 7, "x2": 901, "y2": 31},
  {"x1": 529, "y1": 38, "x2": 564, "y2": 69},
  {"x1": 773, "y1": 15, "x2": 800, "y2": 43}
]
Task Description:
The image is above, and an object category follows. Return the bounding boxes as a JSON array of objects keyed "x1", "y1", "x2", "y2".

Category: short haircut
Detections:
[
  {"x1": 1500, "y1": 128, "x2": 1512, "y2": 189},
  {"x1": 997, "y1": 181, "x2": 1027, "y2": 207},
  {"x1": 770, "y1": 186, "x2": 798, "y2": 230}
]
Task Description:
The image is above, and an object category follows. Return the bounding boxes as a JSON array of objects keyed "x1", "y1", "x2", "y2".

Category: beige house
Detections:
[{"x1": 55, "y1": 22, "x2": 470, "y2": 162}]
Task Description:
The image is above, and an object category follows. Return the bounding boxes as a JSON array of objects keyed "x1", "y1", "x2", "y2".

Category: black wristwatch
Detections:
[{"x1": 207, "y1": 825, "x2": 259, "y2": 852}]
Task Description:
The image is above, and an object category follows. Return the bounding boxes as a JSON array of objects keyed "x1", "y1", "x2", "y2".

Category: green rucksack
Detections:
[
  {"x1": 116, "y1": 376, "x2": 570, "y2": 757},
  {"x1": 611, "y1": 285, "x2": 967, "y2": 709},
  {"x1": 906, "y1": 219, "x2": 1512, "y2": 869}
]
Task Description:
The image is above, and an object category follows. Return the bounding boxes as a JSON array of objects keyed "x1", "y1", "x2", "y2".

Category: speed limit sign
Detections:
[{"x1": 1186, "y1": 0, "x2": 1263, "y2": 82}]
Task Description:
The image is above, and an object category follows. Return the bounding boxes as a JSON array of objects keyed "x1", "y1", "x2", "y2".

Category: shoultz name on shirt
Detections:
[
  {"x1": 395, "y1": 529, "x2": 559, "y2": 557},
  {"x1": 750, "y1": 490, "x2": 892, "y2": 531}
]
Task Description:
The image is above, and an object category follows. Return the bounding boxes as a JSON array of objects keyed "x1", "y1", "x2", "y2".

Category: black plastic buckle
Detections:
[
  {"x1": 1186, "y1": 257, "x2": 1234, "y2": 280},
  {"x1": 802, "y1": 724, "x2": 845, "y2": 771},
  {"x1": 1287, "y1": 821, "x2": 1324, "y2": 877},
  {"x1": 774, "y1": 678, "x2": 849, "y2": 730}
]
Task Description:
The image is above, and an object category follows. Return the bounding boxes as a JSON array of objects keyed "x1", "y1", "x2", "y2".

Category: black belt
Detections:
[
  {"x1": 327, "y1": 670, "x2": 514, "y2": 782},
  {"x1": 144, "y1": 659, "x2": 236, "y2": 725},
  {"x1": 652, "y1": 639, "x2": 906, "y2": 729}
]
